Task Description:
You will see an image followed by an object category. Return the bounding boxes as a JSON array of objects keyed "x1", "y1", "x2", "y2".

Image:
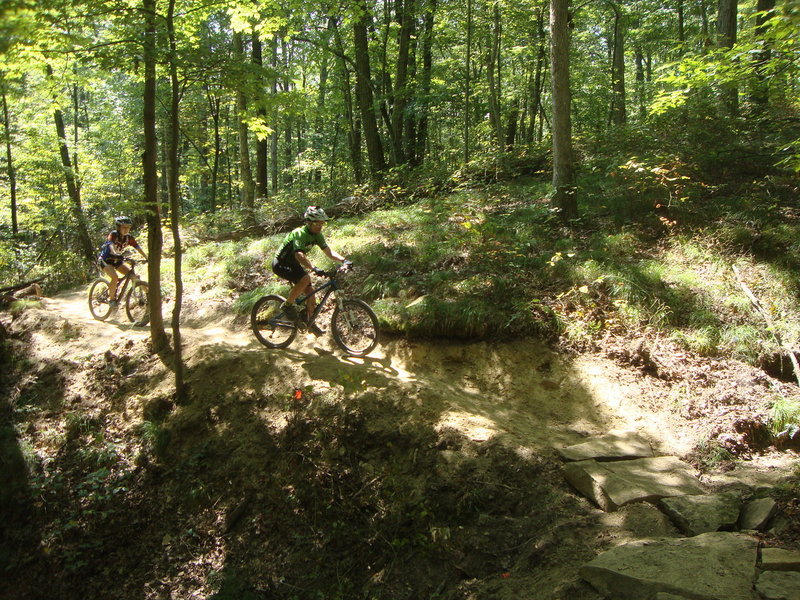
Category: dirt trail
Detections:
[
  {"x1": 6, "y1": 286, "x2": 797, "y2": 600},
  {"x1": 36, "y1": 286, "x2": 798, "y2": 487},
  {"x1": 34, "y1": 287, "x2": 702, "y2": 457}
]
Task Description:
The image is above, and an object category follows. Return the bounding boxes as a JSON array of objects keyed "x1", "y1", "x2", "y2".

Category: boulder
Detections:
[
  {"x1": 658, "y1": 492, "x2": 742, "y2": 536},
  {"x1": 739, "y1": 497, "x2": 779, "y2": 531},
  {"x1": 581, "y1": 532, "x2": 759, "y2": 600},
  {"x1": 761, "y1": 547, "x2": 800, "y2": 572},
  {"x1": 755, "y1": 571, "x2": 800, "y2": 600},
  {"x1": 558, "y1": 430, "x2": 654, "y2": 462},
  {"x1": 564, "y1": 456, "x2": 705, "y2": 512}
]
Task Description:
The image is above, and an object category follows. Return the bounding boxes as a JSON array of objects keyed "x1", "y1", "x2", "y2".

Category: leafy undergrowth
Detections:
[
  {"x1": 171, "y1": 170, "x2": 800, "y2": 438},
  {"x1": 3, "y1": 165, "x2": 800, "y2": 599},
  {"x1": 177, "y1": 172, "x2": 800, "y2": 360}
]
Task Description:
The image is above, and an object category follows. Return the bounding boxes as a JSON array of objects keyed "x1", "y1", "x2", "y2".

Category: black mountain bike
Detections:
[
  {"x1": 251, "y1": 264, "x2": 379, "y2": 356},
  {"x1": 88, "y1": 258, "x2": 150, "y2": 326}
]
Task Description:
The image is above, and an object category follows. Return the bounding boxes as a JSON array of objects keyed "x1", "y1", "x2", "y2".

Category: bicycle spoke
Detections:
[
  {"x1": 251, "y1": 295, "x2": 297, "y2": 348},
  {"x1": 332, "y1": 299, "x2": 379, "y2": 355}
]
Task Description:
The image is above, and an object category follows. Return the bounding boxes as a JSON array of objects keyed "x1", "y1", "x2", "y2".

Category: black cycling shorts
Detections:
[
  {"x1": 272, "y1": 258, "x2": 307, "y2": 284},
  {"x1": 98, "y1": 257, "x2": 124, "y2": 270}
]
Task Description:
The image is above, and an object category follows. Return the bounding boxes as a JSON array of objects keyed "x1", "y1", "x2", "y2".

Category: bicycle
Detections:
[
  {"x1": 251, "y1": 264, "x2": 379, "y2": 356},
  {"x1": 88, "y1": 258, "x2": 151, "y2": 326}
]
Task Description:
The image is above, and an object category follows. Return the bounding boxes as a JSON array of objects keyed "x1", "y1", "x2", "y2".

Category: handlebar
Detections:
[{"x1": 315, "y1": 262, "x2": 352, "y2": 279}]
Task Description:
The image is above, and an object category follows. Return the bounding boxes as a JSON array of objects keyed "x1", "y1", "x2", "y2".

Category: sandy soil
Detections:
[
  {"x1": 21, "y1": 286, "x2": 800, "y2": 490},
  {"x1": 2, "y1": 286, "x2": 798, "y2": 599}
]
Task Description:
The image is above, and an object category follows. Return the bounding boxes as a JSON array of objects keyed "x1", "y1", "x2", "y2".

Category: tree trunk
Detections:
[
  {"x1": 270, "y1": 36, "x2": 279, "y2": 193},
  {"x1": 314, "y1": 18, "x2": 334, "y2": 183},
  {"x1": 166, "y1": 0, "x2": 186, "y2": 401},
  {"x1": 716, "y1": 0, "x2": 738, "y2": 114},
  {"x1": 635, "y1": 46, "x2": 646, "y2": 119},
  {"x1": 526, "y1": 7, "x2": 547, "y2": 146},
  {"x1": 143, "y1": 0, "x2": 169, "y2": 354},
  {"x1": 750, "y1": 0, "x2": 775, "y2": 106},
  {"x1": 486, "y1": 3, "x2": 503, "y2": 146},
  {"x1": 1, "y1": 85, "x2": 18, "y2": 236},
  {"x1": 550, "y1": 0, "x2": 577, "y2": 221},
  {"x1": 252, "y1": 34, "x2": 269, "y2": 200},
  {"x1": 609, "y1": 4, "x2": 626, "y2": 126},
  {"x1": 233, "y1": 32, "x2": 256, "y2": 222},
  {"x1": 206, "y1": 88, "x2": 221, "y2": 211},
  {"x1": 464, "y1": 0, "x2": 472, "y2": 162},
  {"x1": 353, "y1": 0, "x2": 386, "y2": 176},
  {"x1": 47, "y1": 67, "x2": 94, "y2": 264},
  {"x1": 281, "y1": 36, "x2": 294, "y2": 188},
  {"x1": 391, "y1": 0, "x2": 415, "y2": 165},
  {"x1": 414, "y1": 0, "x2": 436, "y2": 165},
  {"x1": 332, "y1": 18, "x2": 363, "y2": 183}
]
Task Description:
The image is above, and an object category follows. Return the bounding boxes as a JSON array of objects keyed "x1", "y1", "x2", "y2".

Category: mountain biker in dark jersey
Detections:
[
  {"x1": 272, "y1": 206, "x2": 349, "y2": 336},
  {"x1": 98, "y1": 216, "x2": 148, "y2": 307}
]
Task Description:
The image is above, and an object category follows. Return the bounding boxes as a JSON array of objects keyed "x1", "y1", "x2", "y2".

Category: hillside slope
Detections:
[{"x1": 1, "y1": 286, "x2": 798, "y2": 599}]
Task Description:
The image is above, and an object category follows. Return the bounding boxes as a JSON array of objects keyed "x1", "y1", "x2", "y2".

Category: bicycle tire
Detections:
[
  {"x1": 331, "y1": 299, "x2": 379, "y2": 356},
  {"x1": 251, "y1": 294, "x2": 297, "y2": 349},
  {"x1": 125, "y1": 281, "x2": 150, "y2": 326},
  {"x1": 88, "y1": 279, "x2": 113, "y2": 321}
]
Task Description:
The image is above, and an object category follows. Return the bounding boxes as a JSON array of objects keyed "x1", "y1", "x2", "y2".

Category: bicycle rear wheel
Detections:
[
  {"x1": 331, "y1": 299, "x2": 379, "y2": 356},
  {"x1": 251, "y1": 294, "x2": 297, "y2": 348},
  {"x1": 88, "y1": 279, "x2": 112, "y2": 321},
  {"x1": 125, "y1": 281, "x2": 150, "y2": 326}
]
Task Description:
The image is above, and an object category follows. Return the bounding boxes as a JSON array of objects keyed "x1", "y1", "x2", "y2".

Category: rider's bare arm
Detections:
[
  {"x1": 294, "y1": 250, "x2": 314, "y2": 271},
  {"x1": 323, "y1": 247, "x2": 346, "y2": 263}
]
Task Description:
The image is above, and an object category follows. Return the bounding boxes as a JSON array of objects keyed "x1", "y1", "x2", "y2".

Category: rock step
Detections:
[
  {"x1": 558, "y1": 430, "x2": 655, "y2": 462},
  {"x1": 564, "y1": 455, "x2": 705, "y2": 512}
]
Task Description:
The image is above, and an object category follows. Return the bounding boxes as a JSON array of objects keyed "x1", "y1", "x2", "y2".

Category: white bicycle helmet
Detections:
[
  {"x1": 115, "y1": 215, "x2": 133, "y2": 226},
  {"x1": 304, "y1": 206, "x2": 330, "y2": 221}
]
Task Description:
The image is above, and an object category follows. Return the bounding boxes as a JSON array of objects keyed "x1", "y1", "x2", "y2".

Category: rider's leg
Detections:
[
  {"x1": 303, "y1": 284, "x2": 317, "y2": 321},
  {"x1": 103, "y1": 265, "x2": 121, "y2": 300},
  {"x1": 286, "y1": 274, "x2": 311, "y2": 305}
]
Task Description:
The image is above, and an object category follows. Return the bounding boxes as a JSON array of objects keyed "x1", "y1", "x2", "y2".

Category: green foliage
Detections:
[{"x1": 769, "y1": 396, "x2": 800, "y2": 439}]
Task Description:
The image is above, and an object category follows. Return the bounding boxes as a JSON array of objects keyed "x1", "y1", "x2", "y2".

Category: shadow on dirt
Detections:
[{"x1": 2, "y1": 311, "x2": 615, "y2": 599}]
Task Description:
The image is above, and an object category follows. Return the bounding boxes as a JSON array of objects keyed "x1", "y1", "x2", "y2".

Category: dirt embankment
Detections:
[{"x1": 1, "y1": 288, "x2": 797, "y2": 599}]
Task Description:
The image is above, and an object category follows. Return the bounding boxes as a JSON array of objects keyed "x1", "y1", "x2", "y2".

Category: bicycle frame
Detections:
[
  {"x1": 294, "y1": 276, "x2": 341, "y2": 324},
  {"x1": 99, "y1": 260, "x2": 138, "y2": 302}
]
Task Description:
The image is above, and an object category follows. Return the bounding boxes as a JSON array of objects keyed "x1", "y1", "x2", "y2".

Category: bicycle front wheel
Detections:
[
  {"x1": 251, "y1": 294, "x2": 297, "y2": 349},
  {"x1": 88, "y1": 279, "x2": 112, "y2": 321},
  {"x1": 331, "y1": 299, "x2": 379, "y2": 356},
  {"x1": 125, "y1": 281, "x2": 150, "y2": 326}
]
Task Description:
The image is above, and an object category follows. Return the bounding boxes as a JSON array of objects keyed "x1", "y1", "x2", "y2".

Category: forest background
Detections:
[
  {"x1": 0, "y1": 0, "x2": 798, "y2": 390},
  {"x1": 1, "y1": 0, "x2": 796, "y2": 277},
  {"x1": 2, "y1": 0, "x2": 800, "y2": 598}
]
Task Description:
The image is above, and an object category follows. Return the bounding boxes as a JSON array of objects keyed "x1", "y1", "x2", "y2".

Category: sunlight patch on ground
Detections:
[{"x1": 435, "y1": 410, "x2": 500, "y2": 442}]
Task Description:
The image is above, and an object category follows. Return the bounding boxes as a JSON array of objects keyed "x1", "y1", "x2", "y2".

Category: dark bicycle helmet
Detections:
[
  {"x1": 115, "y1": 215, "x2": 133, "y2": 226},
  {"x1": 304, "y1": 206, "x2": 330, "y2": 221}
]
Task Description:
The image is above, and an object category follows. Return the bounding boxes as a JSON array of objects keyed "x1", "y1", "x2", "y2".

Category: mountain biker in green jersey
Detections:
[{"x1": 272, "y1": 206, "x2": 349, "y2": 335}]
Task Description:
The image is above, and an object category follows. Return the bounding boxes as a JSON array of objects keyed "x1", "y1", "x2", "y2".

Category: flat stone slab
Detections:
[
  {"x1": 739, "y1": 497, "x2": 779, "y2": 531},
  {"x1": 761, "y1": 547, "x2": 800, "y2": 571},
  {"x1": 558, "y1": 430, "x2": 655, "y2": 462},
  {"x1": 564, "y1": 456, "x2": 705, "y2": 511},
  {"x1": 659, "y1": 492, "x2": 742, "y2": 536},
  {"x1": 756, "y1": 571, "x2": 800, "y2": 600},
  {"x1": 581, "y1": 532, "x2": 759, "y2": 600}
]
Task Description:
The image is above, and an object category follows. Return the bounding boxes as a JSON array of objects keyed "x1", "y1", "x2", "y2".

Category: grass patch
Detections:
[
  {"x1": 176, "y1": 172, "x2": 800, "y2": 360},
  {"x1": 770, "y1": 396, "x2": 800, "y2": 439}
]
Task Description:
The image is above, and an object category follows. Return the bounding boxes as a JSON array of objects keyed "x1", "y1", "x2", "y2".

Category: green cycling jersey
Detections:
[{"x1": 275, "y1": 225, "x2": 329, "y2": 265}]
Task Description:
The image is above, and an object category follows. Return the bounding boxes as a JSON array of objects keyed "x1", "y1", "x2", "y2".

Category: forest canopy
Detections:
[{"x1": 0, "y1": 0, "x2": 798, "y2": 288}]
